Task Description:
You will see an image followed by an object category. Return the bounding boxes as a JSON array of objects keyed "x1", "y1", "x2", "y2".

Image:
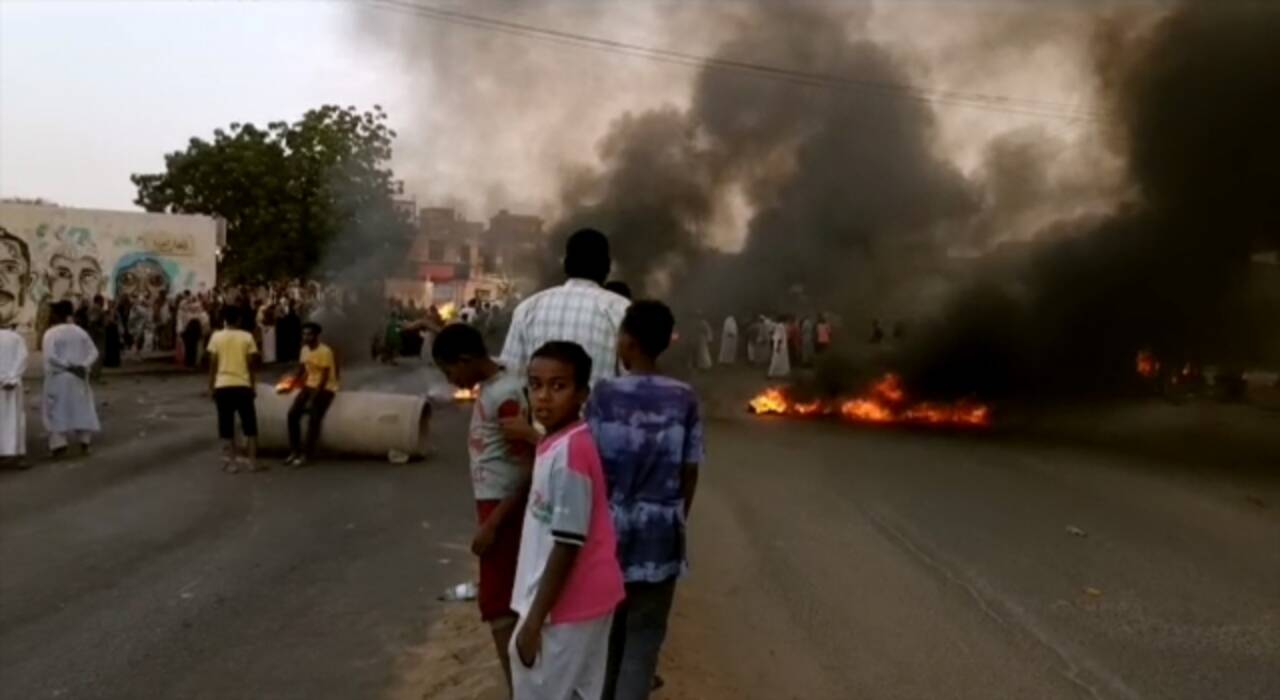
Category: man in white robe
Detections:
[
  {"x1": 0, "y1": 325, "x2": 27, "y2": 463},
  {"x1": 42, "y1": 301, "x2": 100, "y2": 455},
  {"x1": 718, "y1": 315, "x2": 738, "y2": 365},
  {"x1": 768, "y1": 319, "x2": 791, "y2": 378},
  {"x1": 695, "y1": 318, "x2": 714, "y2": 370}
]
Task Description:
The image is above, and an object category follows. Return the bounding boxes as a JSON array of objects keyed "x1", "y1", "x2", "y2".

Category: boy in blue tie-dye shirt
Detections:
[{"x1": 586, "y1": 300, "x2": 703, "y2": 700}]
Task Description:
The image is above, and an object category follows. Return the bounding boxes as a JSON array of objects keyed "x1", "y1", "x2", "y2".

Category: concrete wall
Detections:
[{"x1": 0, "y1": 203, "x2": 219, "y2": 341}]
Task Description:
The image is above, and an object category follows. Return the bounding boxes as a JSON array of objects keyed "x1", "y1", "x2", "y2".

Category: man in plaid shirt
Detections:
[{"x1": 501, "y1": 229, "x2": 630, "y2": 386}]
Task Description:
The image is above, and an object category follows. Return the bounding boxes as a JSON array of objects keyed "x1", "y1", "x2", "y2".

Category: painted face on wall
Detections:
[
  {"x1": 46, "y1": 253, "x2": 104, "y2": 306},
  {"x1": 114, "y1": 258, "x2": 171, "y2": 303},
  {"x1": 0, "y1": 236, "x2": 31, "y2": 327}
]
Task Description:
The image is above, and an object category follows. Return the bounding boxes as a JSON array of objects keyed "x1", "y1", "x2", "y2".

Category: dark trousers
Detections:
[
  {"x1": 603, "y1": 578, "x2": 677, "y2": 700},
  {"x1": 287, "y1": 388, "x2": 334, "y2": 456},
  {"x1": 214, "y1": 387, "x2": 258, "y2": 440}
]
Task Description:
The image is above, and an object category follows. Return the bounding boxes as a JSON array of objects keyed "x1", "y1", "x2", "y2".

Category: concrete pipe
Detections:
[{"x1": 254, "y1": 385, "x2": 432, "y2": 459}]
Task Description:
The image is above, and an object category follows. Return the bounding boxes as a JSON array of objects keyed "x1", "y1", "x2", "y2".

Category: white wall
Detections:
[{"x1": 0, "y1": 203, "x2": 219, "y2": 341}]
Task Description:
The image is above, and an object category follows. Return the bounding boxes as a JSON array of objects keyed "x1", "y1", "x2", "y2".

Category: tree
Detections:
[{"x1": 132, "y1": 105, "x2": 412, "y2": 281}]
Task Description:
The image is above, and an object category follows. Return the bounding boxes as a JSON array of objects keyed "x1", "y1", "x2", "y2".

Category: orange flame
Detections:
[
  {"x1": 453, "y1": 386, "x2": 477, "y2": 401},
  {"x1": 1136, "y1": 350, "x2": 1159, "y2": 379},
  {"x1": 748, "y1": 373, "x2": 990, "y2": 427},
  {"x1": 275, "y1": 375, "x2": 303, "y2": 393}
]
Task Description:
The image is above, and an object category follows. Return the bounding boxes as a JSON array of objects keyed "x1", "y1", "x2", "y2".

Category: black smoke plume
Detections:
[{"x1": 902, "y1": 2, "x2": 1280, "y2": 398}]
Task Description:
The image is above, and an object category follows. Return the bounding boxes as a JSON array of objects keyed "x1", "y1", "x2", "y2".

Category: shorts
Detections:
[
  {"x1": 476, "y1": 498, "x2": 525, "y2": 622},
  {"x1": 510, "y1": 613, "x2": 613, "y2": 699},
  {"x1": 214, "y1": 386, "x2": 259, "y2": 439}
]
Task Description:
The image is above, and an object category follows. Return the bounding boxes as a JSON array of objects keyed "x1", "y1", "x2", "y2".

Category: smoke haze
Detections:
[{"x1": 353, "y1": 0, "x2": 1280, "y2": 397}]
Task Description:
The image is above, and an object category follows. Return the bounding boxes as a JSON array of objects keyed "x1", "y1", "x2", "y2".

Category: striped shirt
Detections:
[{"x1": 500, "y1": 279, "x2": 629, "y2": 386}]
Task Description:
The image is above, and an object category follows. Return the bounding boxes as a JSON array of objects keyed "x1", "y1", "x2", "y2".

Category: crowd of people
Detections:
[{"x1": 686, "y1": 312, "x2": 837, "y2": 379}]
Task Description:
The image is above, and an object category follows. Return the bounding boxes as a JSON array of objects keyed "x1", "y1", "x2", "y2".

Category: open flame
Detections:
[
  {"x1": 275, "y1": 374, "x2": 303, "y2": 393},
  {"x1": 438, "y1": 302, "x2": 458, "y2": 322},
  {"x1": 748, "y1": 373, "x2": 990, "y2": 427},
  {"x1": 1136, "y1": 350, "x2": 1160, "y2": 379},
  {"x1": 453, "y1": 386, "x2": 477, "y2": 401}
]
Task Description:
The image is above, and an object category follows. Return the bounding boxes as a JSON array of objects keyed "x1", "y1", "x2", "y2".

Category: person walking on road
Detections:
[
  {"x1": 0, "y1": 322, "x2": 28, "y2": 467},
  {"x1": 282, "y1": 322, "x2": 338, "y2": 468},
  {"x1": 207, "y1": 305, "x2": 261, "y2": 473},
  {"x1": 41, "y1": 301, "x2": 100, "y2": 456},
  {"x1": 501, "y1": 228, "x2": 630, "y2": 386}
]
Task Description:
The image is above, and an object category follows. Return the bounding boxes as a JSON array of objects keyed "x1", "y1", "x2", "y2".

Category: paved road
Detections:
[
  {"x1": 0, "y1": 366, "x2": 478, "y2": 700},
  {"x1": 665, "y1": 413, "x2": 1280, "y2": 700}
]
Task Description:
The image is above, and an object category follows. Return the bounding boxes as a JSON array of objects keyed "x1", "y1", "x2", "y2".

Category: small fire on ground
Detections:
[
  {"x1": 748, "y1": 374, "x2": 990, "y2": 427},
  {"x1": 453, "y1": 387, "x2": 477, "y2": 401}
]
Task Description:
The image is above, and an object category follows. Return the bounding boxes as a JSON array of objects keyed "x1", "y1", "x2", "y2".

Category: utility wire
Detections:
[{"x1": 360, "y1": 0, "x2": 1100, "y2": 123}]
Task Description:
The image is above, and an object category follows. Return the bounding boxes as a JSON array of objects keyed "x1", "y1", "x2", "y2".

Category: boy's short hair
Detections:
[
  {"x1": 222, "y1": 305, "x2": 241, "y2": 326},
  {"x1": 621, "y1": 300, "x2": 675, "y2": 359},
  {"x1": 530, "y1": 341, "x2": 592, "y2": 389},
  {"x1": 432, "y1": 322, "x2": 488, "y2": 364},
  {"x1": 302, "y1": 321, "x2": 322, "y2": 335}
]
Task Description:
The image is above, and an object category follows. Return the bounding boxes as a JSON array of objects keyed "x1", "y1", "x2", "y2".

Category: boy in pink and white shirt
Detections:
[{"x1": 510, "y1": 341, "x2": 624, "y2": 699}]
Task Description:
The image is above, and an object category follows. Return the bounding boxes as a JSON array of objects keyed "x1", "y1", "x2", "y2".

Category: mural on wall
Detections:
[{"x1": 0, "y1": 204, "x2": 218, "y2": 343}]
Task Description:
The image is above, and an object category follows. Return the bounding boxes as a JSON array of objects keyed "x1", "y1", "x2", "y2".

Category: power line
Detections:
[{"x1": 360, "y1": 0, "x2": 1101, "y2": 123}]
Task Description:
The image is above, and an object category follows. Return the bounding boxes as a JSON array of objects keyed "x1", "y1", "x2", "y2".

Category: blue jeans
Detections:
[{"x1": 603, "y1": 578, "x2": 677, "y2": 700}]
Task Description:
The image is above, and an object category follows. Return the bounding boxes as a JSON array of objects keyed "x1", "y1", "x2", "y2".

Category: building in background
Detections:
[
  {"x1": 403, "y1": 206, "x2": 543, "y2": 308},
  {"x1": 0, "y1": 202, "x2": 219, "y2": 346}
]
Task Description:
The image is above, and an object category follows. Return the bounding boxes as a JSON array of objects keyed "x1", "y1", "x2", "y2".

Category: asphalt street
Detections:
[
  {"x1": 0, "y1": 364, "x2": 477, "y2": 700},
  {"x1": 662, "y1": 409, "x2": 1280, "y2": 700},
  {"x1": 2, "y1": 365, "x2": 1277, "y2": 700}
]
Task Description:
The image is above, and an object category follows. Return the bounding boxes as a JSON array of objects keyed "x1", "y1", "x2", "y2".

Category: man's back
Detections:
[
  {"x1": 501, "y1": 280, "x2": 629, "y2": 386},
  {"x1": 586, "y1": 374, "x2": 704, "y2": 583},
  {"x1": 208, "y1": 329, "x2": 257, "y2": 388}
]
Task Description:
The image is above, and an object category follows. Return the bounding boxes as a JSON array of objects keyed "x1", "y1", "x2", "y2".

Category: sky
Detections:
[
  {"x1": 1, "y1": 0, "x2": 1111, "y2": 225},
  {"x1": 0, "y1": 0, "x2": 404, "y2": 211}
]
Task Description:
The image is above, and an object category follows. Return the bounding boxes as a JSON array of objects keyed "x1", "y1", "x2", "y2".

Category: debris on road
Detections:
[
  {"x1": 438, "y1": 582, "x2": 478, "y2": 602},
  {"x1": 1084, "y1": 587, "x2": 1103, "y2": 597},
  {"x1": 1065, "y1": 525, "x2": 1088, "y2": 537},
  {"x1": 387, "y1": 449, "x2": 409, "y2": 464}
]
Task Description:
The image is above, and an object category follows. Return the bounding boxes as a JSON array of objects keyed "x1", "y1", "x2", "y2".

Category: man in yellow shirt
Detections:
[
  {"x1": 206, "y1": 306, "x2": 260, "y2": 472},
  {"x1": 283, "y1": 322, "x2": 339, "y2": 467}
]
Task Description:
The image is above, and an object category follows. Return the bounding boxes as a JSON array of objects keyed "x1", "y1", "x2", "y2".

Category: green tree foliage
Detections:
[{"x1": 132, "y1": 105, "x2": 411, "y2": 281}]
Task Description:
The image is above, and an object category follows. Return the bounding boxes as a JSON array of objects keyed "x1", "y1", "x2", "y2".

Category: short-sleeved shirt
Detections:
[
  {"x1": 512, "y1": 421, "x2": 624, "y2": 625},
  {"x1": 586, "y1": 375, "x2": 704, "y2": 583},
  {"x1": 301, "y1": 343, "x2": 339, "y2": 392},
  {"x1": 500, "y1": 279, "x2": 629, "y2": 386},
  {"x1": 206, "y1": 329, "x2": 258, "y2": 389},
  {"x1": 468, "y1": 368, "x2": 532, "y2": 501}
]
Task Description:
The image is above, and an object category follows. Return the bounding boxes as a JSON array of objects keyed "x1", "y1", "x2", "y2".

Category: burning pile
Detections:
[
  {"x1": 748, "y1": 374, "x2": 990, "y2": 427},
  {"x1": 453, "y1": 387, "x2": 477, "y2": 401}
]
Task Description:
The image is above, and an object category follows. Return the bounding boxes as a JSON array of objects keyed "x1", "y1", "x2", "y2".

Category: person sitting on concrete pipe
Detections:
[{"x1": 281, "y1": 322, "x2": 338, "y2": 467}]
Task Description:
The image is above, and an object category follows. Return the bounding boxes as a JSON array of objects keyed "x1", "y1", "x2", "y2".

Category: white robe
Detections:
[
  {"x1": 260, "y1": 326, "x2": 277, "y2": 364},
  {"x1": 718, "y1": 317, "x2": 738, "y2": 365},
  {"x1": 42, "y1": 323, "x2": 101, "y2": 436},
  {"x1": 0, "y1": 330, "x2": 27, "y2": 456},
  {"x1": 768, "y1": 322, "x2": 791, "y2": 378},
  {"x1": 695, "y1": 321, "x2": 714, "y2": 370}
]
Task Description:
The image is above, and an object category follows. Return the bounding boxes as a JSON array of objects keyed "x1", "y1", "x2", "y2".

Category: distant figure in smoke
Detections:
[
  {"x1": 42, "y1": 301, "x2": 100, "y2": 457},
  {"x1": 768, "y1": 318, "x2": 791, "y2": 379},
  {"x1": 892, "y1": 321, "x2": 906, "y2": 341},
  {"x1": 501, "y1": 228, "x2": 629, "y2": 386},
  {"x1": 694, "y1": 317, "x2": 714, "y2": 370},
  {"x1": 816, "y1": 315, "x2": 832, "y2": 355},
  {"x1": 800, "y1": 316, "x2": 816, "y2": 366},
  {"x1": 869, "y1": 319, "x2": 885, "y2": 345},
  {"x1": 751, "y1": 316, "x2": 771, "y2": 366},
  {"x1": 719, "y1": 315, "x2": 738, "y2": 365}
]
